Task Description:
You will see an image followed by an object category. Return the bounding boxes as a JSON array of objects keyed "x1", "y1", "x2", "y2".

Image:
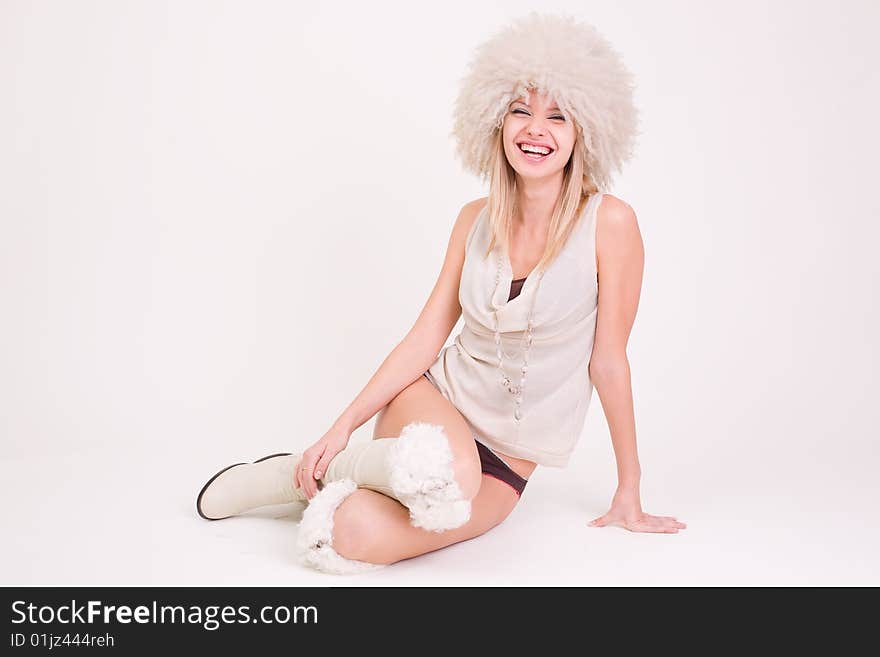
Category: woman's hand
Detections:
[
  {"x1": 588, "y1": 487, "x2": 687, "y2": 533},
  {"x1": 293, "y1": 425, "x2": 351, "y2": 500}
]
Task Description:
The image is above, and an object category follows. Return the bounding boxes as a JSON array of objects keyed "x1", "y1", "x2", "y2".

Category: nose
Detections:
[{"x1": 525, "y1": 115, "x2": 549, "y2": 137}]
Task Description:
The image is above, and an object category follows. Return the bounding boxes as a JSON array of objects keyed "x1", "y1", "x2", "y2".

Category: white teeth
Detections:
[{"x1": 519, "y1": 143, "x2": 551, "y2": 155}]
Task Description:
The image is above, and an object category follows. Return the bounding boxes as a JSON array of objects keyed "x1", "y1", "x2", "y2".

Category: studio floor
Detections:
[{"x1": 2, "y1": 432, "x2": 877, "y2": 587}]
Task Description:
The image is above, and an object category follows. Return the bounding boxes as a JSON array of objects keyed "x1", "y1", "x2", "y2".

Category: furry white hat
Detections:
[{"x1": 451, "y1": 11, "x2": 640, "y2": 192}]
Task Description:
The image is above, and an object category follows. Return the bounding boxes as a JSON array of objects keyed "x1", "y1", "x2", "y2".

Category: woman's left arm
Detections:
[{"x1": 586, "y1": 195, "x2": 686, "y2": 534}]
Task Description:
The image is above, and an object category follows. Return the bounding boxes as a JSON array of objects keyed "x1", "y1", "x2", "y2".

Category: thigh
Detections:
[
  {"x1": 373, "y1": 375, "x2": 479, "y2": 466},
  {"x1": 333, "y1": 472, "x2": 523, "y2": 565}
]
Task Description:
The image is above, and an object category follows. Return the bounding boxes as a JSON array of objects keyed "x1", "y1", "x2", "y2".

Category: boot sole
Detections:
[{"x1": 196, "y1": 452, "x2": 294, "y2": 521}]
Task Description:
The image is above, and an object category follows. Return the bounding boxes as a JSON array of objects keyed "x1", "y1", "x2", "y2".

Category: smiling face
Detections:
[{"x1": 501, "y1": 89, "x2": 577, "y2": 182}]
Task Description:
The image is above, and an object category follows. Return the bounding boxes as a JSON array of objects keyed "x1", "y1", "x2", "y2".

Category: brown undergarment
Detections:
[{"x1": 508, "y1": 276, "x2": 527, "y2": 301}]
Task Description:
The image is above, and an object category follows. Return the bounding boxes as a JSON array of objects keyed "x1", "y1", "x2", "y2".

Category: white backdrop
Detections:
[{"x1": 1, "y1": 0, "x2": 878, "y2": 585}]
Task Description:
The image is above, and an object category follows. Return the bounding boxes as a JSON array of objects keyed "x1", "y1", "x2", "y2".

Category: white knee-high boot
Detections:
[{"x1": 196, "y1": 421, "x2": 472, "y2": 531}]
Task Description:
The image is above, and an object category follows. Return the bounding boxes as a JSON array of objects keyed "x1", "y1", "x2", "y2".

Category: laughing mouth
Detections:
[{"x1": 517, "y1": 143, "x2": 554, "y2": 160}]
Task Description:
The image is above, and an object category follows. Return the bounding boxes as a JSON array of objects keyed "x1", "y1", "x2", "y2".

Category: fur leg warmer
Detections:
[
  {"x1": 387, "y1": 421, "x2": 472, "y2": 532},
  {"x1": 294, "y1": 479, "x2": 385, "y2": 575}
]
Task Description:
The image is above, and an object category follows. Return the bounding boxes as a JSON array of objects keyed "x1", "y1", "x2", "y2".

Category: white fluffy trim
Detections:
[
  {"x1": 451, "y1": 11, "x2": 640, "y2": 191},
  {"x1": 389, "y1": 421, "x2": 472, "y2": 532},
  {"x1": 294, "y1": 479, "x2": 385, "y2": 576}
]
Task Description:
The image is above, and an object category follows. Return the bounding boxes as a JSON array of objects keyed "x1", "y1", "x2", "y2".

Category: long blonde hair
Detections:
[{"x1": 482, "y1": 121, "x2": 599, "y2": 273}]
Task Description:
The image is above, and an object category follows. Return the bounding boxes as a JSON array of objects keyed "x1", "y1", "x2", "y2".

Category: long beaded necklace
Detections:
[{"x1": 492, "y1": 249, "x2": 546, "y2": 423}]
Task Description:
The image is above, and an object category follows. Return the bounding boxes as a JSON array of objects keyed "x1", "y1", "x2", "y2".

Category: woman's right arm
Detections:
[{"x1": 295, "y1": 198, "x2": 485, "y2": 496}]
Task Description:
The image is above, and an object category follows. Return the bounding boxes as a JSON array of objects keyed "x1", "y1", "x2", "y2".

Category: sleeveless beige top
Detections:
[{"x1": 425, "y1": 192, "x2": 604, "y2": 467}]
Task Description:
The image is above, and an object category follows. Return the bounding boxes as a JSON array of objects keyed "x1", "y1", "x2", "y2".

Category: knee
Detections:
[
  {"x1": 329, "y1": 492, "x2": 384, "y2": 564},
  {"x1": 441, "y1": 425, "x2": 483, "y2": 500},
  {"x1": 450, "y1": 446, "x2": 482, "y2": 500}
]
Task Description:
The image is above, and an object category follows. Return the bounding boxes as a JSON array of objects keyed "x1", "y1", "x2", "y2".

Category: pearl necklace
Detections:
[{"x1": 492, "y1": 250, "x2": 546, "y2": 423}]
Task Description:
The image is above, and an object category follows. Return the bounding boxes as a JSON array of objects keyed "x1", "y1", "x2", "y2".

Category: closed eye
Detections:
[{"x1": 512, "y1": 108, "x2": 566, "y2": 121}]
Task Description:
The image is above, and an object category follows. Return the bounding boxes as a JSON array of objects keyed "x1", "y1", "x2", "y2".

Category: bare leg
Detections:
[
  {"x1": 295, "y1": 375, "x2": 527, "y2": 571},
  {"x1": 330, "y1": 473, "x2": 522, "y2": 565}
]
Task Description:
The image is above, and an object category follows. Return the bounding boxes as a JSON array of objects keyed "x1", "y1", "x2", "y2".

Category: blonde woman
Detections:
[{"x1": 196, "y1": 11, "x2": 686, "y2": 575}]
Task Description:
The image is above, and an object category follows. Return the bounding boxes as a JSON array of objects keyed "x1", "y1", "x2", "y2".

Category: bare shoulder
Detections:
[
  {"x1": 595, "y1": 193, "x2": 643, "y2": 268},
  {"x1": 597, "y1": 193, "x2": 638, "y2": 229},
  {"x1": 445, "y1": 196, "x2": 487, "y2": 248},
  {"x1": 460, "y1": 195, "x2": 488, "y2": 228},
  {"x1": 466, "y1": 195, "x2": 489, "y2": 211}
]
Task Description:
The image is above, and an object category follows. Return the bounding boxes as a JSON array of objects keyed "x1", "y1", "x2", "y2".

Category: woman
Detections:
[{"x1": 196, "y1": 11, "x2": 686, "y2": 575}]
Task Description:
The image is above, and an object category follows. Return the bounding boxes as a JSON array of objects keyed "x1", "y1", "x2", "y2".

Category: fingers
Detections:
[
  {"x1": 629, "y1": 516, "x2": 687, "y2": 533},
  {"x1": 303, "y1": 457, "x2": 320, "y2": 500},
  {"x1": 648, "y1": 515, "x2": 686, "y2": 529},
  {"x1": 299, "y1": 448, "x2": 324, "y2": 500},
  {"x1": 649, "y1": 514, "x2": 683, "y2": 525},
  {"x1": 313, "y1": 449, "x2": 337, "y2": 481},
  {"x1": 590, "y1": 512, "x2": 687, "y2": 533},
  {"x1": 591, "y1": 513, "x2": 687, "y2": 533},
  {"x1": 301, "y1": 461, "x2": 315, "y2": 499},
  {"x1": 629, "y1": 524, "x2": 679, "y2": 533}
]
